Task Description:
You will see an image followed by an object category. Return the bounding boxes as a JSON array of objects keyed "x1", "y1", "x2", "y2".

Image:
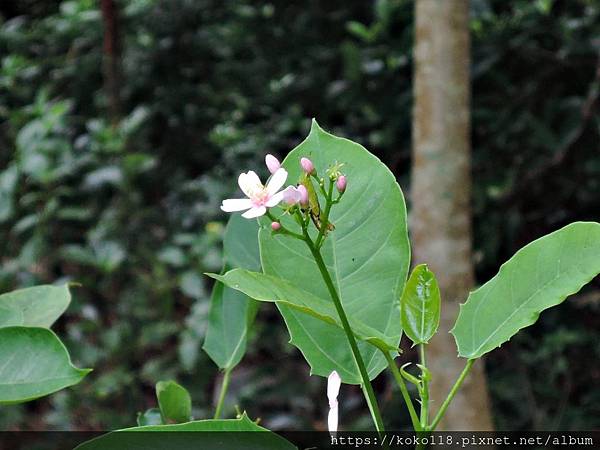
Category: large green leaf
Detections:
[
  {"x1": 0, "y1": 327, "x2": 91, "y2": 404},
  {"x1": 208, "y1": 269, "x2": 398, "y2": 351},
  {"x1": 75, "y1": 413, "x2": 297, "y2": 450},
  {"x1": 259, "y1": 120, "x2": 410, "y2": 383},
  {"x1": 203, "y1": 215, "x2": 260, "y2": 370},
  {"x1": 156, "y1": 380, "x2": 192, "y2": 424},
  {"x1": 452, "y1": 222, "x2": 600, "y2": 359},
  {"x1": 0, "y1": 284, "x2": 71, "y2": 328},
  {"x1": 400, "y1": 264, "x2": 441, "y2": 345}
]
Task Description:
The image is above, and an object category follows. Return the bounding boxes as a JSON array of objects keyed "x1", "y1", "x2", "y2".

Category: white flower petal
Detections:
[
  {"x1": 327, "y1": 371, "x2": 341, "y2": 406},
  {"x1": 266, "y1": 168, "x2": 288, "y2": 196},
  {"x1": 238, "y1": 171, "x2": 263, "y2": 197},
  {"x1": 328, "y1": 405, "x2": 338, "y2": 433},
  {"x1": 241, "y1": 205, "x2": 266, "y2": 219},
  {"x1": 221, "y1": 198, "x2": 253, "y2": 212},
  {"x1": 265, "y1": 191, "x2": 284, "y2": 207}
]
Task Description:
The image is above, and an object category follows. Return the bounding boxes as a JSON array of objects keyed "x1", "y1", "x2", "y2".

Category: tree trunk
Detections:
[
  {"x1": 411, "y1": 0, "x2": 494, "y2": 430},
  {"x1": 100, "y1": 0, "x2": 122, "y2": 123}
]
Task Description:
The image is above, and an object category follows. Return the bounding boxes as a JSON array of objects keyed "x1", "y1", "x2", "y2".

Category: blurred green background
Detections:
[{"x1": 0, "y1": 0, "x2": 598, "y2": 431}]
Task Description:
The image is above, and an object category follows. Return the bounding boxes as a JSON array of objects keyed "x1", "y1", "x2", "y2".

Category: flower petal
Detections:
[
  {"x1": 238, "y1": 171, "x2": 263, "y2": 198},
  {"x1": 241, "y1": 205, "x2": 267, "y2": 219},
  {"x1": 328, "y1": 405, "x2": 338, "y2": 433},
  {"x1": 281, "y1": 186, "x2": 301, "y2": 205},
  {"x1": 327, "y1": 371, "x2": 341, "y2": 406},
  {"x1": 265, "y1": 168, "x2": 288, "y2": 196},
  {"x1": 265, "y1": 191, "x2": 284, "y2": 207},
  {"x1": 221, "y1": 198, "x2": 253, "y2": 212}
]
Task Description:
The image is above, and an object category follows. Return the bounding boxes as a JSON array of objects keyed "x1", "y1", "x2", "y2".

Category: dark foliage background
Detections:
[{"x1": 0, "y1": 0, "x2": 598, "y2": 430}]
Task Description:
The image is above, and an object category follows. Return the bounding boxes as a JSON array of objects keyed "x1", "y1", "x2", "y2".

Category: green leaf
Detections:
[
  {"x1": 203, "y1": 215, "x2": 260, "y2": 370},
  {"x1": 0, "y1": 327, "x2": 91, "y2": 404},
  {"x1": 259, "y1": 120, "x2": 409, "y2": 383},
  {"x1": 223, "y1": 213, "x2": 261, "y2": 271},
  {"x1": 400, "y1": 264, "x2": 441, "y2": 345},
  {"x1": 452, "y1": 222, "x2": 600, "y2": 359},
  {"x1": 155, "y1": 380, "x2": 192, "y2": 424},
  {"x1": 75, "y1": 413, "x2": 297, "y2": 450},
  {"x1": 136, "y1": 408, "x2": 163, "y2": 426},
  {"x1": 208, "y1": 269, "x2": 398, "y2": 352},
  {"x1": 0, "y1": 284, "x2": 71, "y2": 328}
]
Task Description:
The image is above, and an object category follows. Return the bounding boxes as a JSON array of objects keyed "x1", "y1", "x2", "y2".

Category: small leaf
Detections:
[
  {"x1": 400, "y1": 264, "x2": 441, "y2": 345},
  {"x1": 0, "y1": 284, "x2": 71, "y2": 328},
  {"x1": 0, "y1": 327, "x2": 91, "y2": 404},
  {"x1": 452, "y1": 222, "x2": 600, "y2": 359},
  {"x1": 155, "y1": 380, "x2": 192, "y2": 424},
  {"x1": 136, "y1": 408, "x2": 163, "y2": 426},
  {"x1": 75, "y1": 413, "x2": 297, "y2": 450},
  {"x1": 207, "y1": 269, "x2": 399, "y2": 353}
]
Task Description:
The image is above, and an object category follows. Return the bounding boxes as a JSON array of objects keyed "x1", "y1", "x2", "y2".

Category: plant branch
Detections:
[
  {"x1": 429, "y1": 359, "x2": 474, "y2": 431},
  {"x1": 303, "y1": 227, "x2": 385, "y2": 432},
  {"x1": 213, "y1": 367, "x2": 232, "y2": 419},
  {"x1": 418, "y1": 344, "x2": 429, "y2": 428},
  {"x1": 382, "y1": 351, "x2": 422, "y2": 431}
]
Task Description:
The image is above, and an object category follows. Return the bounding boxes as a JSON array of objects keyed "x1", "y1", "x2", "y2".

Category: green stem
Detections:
[
  {"x1": 304, "y1": 235, "x2": 385, "y2": 432},
  {"x1": 213, "y1": 368, "x2": 232, "y2": 419},
  {"x1": 419, "y1": 345, "x2": 429, "y2": 428},
  {"x1": 428, "y1": 359, "x2": 475, "y2": 431},
  {"x1": 315, "y1": 180, "x2": 334, "y2": 248},
  {"x1": 382, "y1": 351, "x2": 422, "y2": 431}
]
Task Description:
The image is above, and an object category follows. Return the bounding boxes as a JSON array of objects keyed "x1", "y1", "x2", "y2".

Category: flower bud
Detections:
[
  {"x1": 297, "y1": 184, "x2": 309, "y2": 206},
  {"x1": 265, "y1": 154, "x2": 281, "y2": 174},
  {"x1": 300, "y1": 157, "x2": 315, "y2": 174},
  {"x1": 282, "y1": 186, "x2": 301, "y2": 205},
  {"x1": 336, "y1": 175, "x2": 347, "y2": 193},
  {"x1": 271, "y1": 221, "x2": 281, "y2": 231}
]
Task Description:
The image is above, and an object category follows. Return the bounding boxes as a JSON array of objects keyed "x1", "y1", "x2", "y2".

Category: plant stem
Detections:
[
  {"x1": 213, "y1": 368, "x2": 232, "y2": 419},
  {"x1": 429, "y1": 359, "x2": 475, "y2": 431},
  {"x1": 315, "y1": 180, "x2": 334, "y2": 248},
  {"x1": 382, "y1": 351, "x2": 422, "y2": 431},
  {"x1": 304, "y1": 235, "x2": 385, "y2": 433},
  {"x1": 419, "y1": 344, "x2": 429, "y2": 428}
]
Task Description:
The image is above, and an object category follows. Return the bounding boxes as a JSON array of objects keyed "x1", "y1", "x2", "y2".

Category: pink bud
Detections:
[
  {"x1": 300, "y1": 157, "x2": 315, "y2": 174},
  {"x1": 271, "y1": 221, "x2": 281, "y2": 231},
  {"x1": 282, "y1": 186, "x2": 301, "y2": 205},
  {"x1": 297, "y1": 184, "x2": 309, "y2": 206},
  {"x1": 336, "y1": 175, "x2": 347, "y2": 193},
  {"x1": 265, "y1": 154, "x2": 281, "y2": 174}
]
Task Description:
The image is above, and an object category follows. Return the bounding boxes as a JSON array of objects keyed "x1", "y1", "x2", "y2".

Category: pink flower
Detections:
[
  {"x1": 327, "y1": 371, "x2": 341, "y2": 433},
  {"x1": 297, "y1": 184, "x2": 308, "y2": 206},
  {"x1": 336, "y1": 175, "x2": 347, "y2": 193},
  {"x1": 221, "y1": 168, "x2": 288, "y2": 219},
  {"x1": 281, "y1": 185, "x2": 309, "y2": 207},
  {"x1": 271, "y1": 221, "x2": 281, "y2": 231},
  {"x1": 282, "y1": 186, "x2": 302, "y2": 205},
  {"x1": 265, "y1": 154, "x2": 281, "y2": 174},
  {"x1": 300, "y1": 157, "x2": 315, "y2": 174}
]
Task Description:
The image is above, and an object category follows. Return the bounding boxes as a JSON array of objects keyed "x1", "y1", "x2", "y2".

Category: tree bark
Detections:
[
  {"x1": 411, "y1": 0, "x2": 494, "y2": 430},
  {"x1": 100, "y1": 0, "x2": 122, "y2": 123}
]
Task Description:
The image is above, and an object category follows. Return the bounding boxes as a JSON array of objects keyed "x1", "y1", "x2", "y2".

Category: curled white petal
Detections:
[
  {"x1": 266, "y1": 168, "x2": 288, "y2": 196},
  {"x1": 220, "y1": 198, "x2": 253, "y2": 212},
  {"x1": 327, "y1": 371, "x2": 341, "y2": 408},
  {"x1": 241, "y1": 206, "x2": 267, "y2": 219}
]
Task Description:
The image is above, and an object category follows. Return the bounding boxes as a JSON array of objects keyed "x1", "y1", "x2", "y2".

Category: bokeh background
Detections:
[{"x1": 0, "y1": 0, "x2": 598, "y2": 431}]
